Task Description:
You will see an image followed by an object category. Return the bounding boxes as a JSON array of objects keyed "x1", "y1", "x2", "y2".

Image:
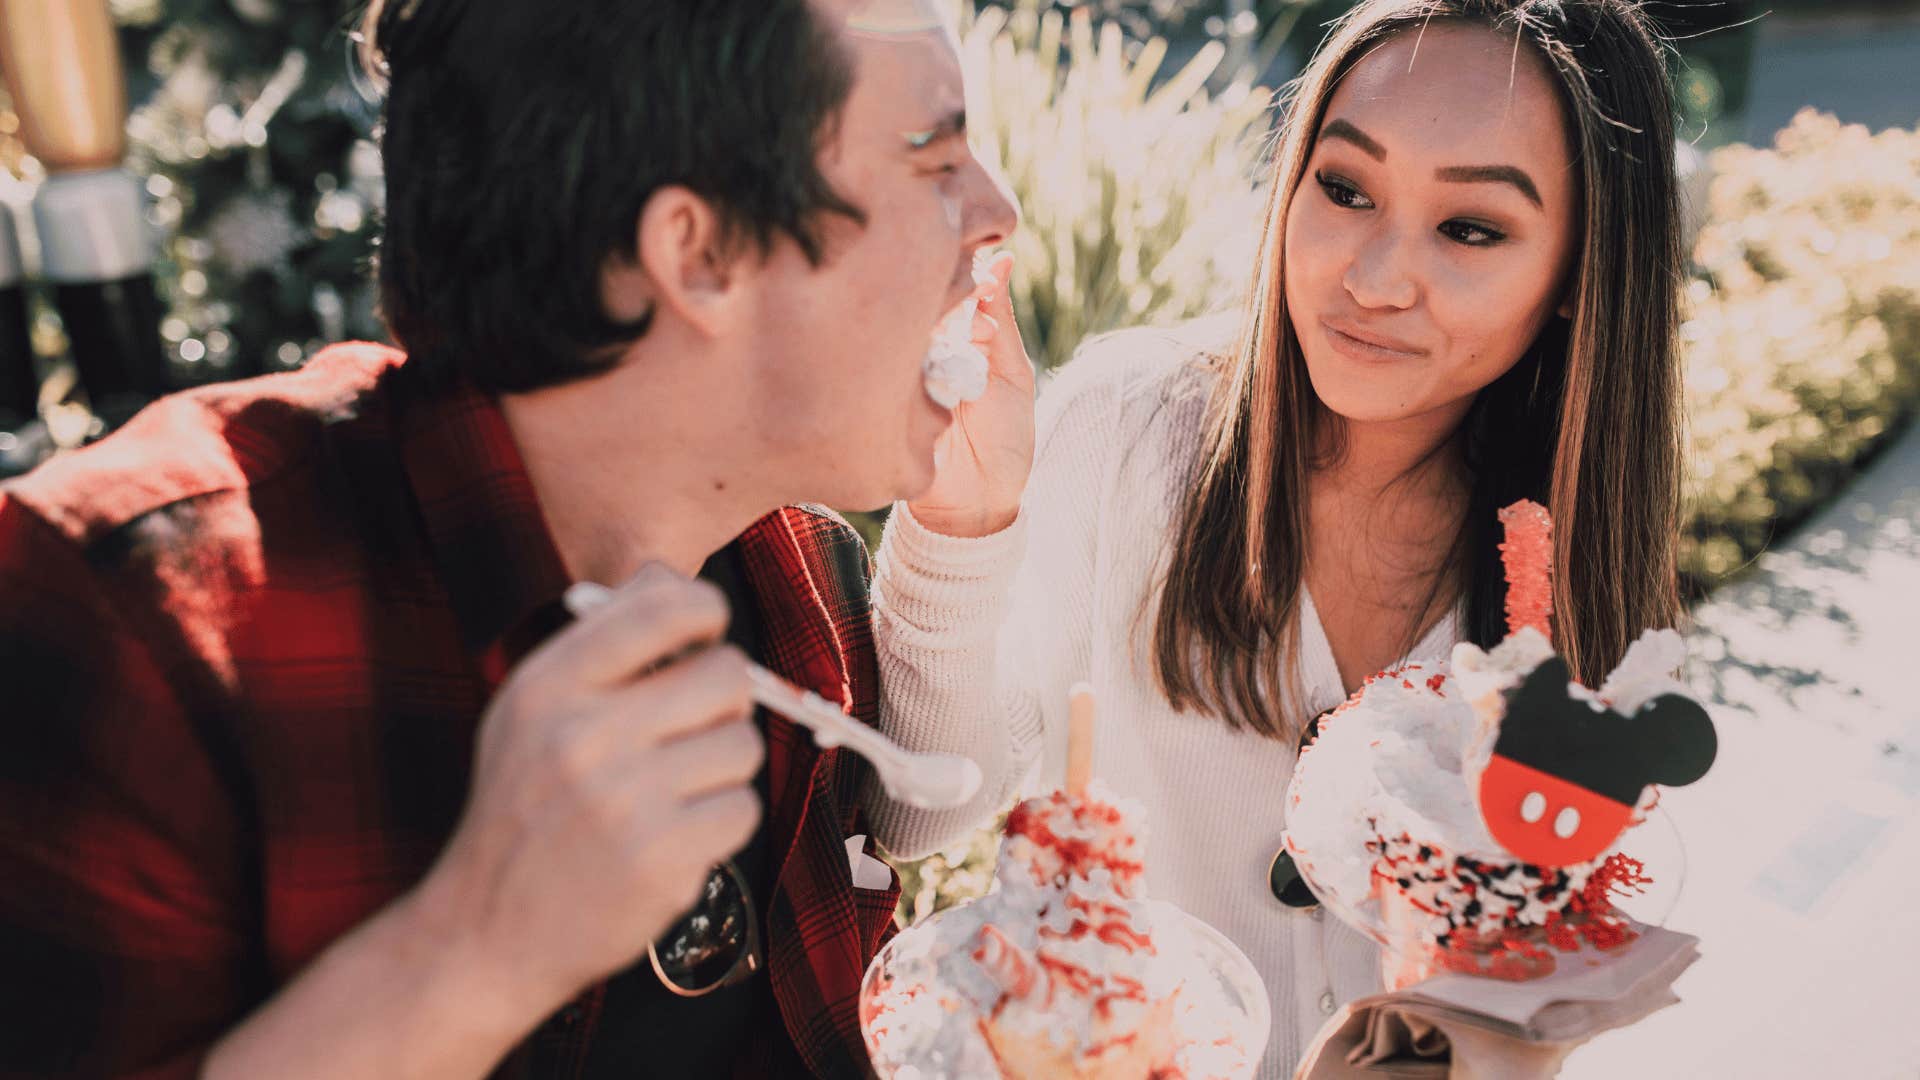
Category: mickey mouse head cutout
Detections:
[
  {"x1": 1467, "y1": 500, "x2": 1719, "y2": 869},
  {"x1": 1477, "y1": 656, "x2": 1716, "y2": 868}
]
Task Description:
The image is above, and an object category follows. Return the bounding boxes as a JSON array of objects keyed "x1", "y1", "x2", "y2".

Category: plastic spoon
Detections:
[{"x1": 562, "y1": 581, "x2": 984, "y2": 810}]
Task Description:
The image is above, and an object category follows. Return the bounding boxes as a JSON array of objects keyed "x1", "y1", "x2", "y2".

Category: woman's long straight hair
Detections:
[{"x1": 1153, "y1": 0, "x2": 1686, "y2": 742}]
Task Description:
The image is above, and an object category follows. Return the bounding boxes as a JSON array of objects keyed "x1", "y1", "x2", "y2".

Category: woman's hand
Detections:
[{"x1": 906, "y1": 251, "x2": 1035, "y2": 538}]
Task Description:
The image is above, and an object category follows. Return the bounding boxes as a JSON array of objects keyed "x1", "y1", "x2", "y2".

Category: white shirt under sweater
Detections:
[{"x1": 866, "y1": 315, "x2": 1463, "y2": 1078}]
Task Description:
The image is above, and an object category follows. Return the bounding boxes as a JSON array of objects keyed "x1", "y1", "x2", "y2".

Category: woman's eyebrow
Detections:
[
  {"x1": 1436, "y1": 164, "x2": 1543, "y2": 208},
  {"x1": 1321, "y1": 118, "x2": 1544, "y2": 208},
  {"x1": 1320, "y1": 118, "x2": 1385, "y2": 160}
]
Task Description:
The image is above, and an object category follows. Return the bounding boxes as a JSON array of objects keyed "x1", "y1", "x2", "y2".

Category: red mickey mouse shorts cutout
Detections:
[
  {"x1": 1471, "y1": 500, "x2": 1719, "y2": 869},
  {"x1": 1477, "y1": 657, "x2": 1717, "y2": 868}
]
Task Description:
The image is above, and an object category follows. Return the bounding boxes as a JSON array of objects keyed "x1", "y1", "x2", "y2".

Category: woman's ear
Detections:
[
  {"x1": 601, "y1": 185, "x2": 740, "y2": 338},
  {"x1": 1555, "y1": 261, "x2": 1581, "y2": 321}
]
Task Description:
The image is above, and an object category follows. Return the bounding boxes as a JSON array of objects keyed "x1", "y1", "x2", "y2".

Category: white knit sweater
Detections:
[{"x1": 867, "y1": 315, "x2": 1463, "y2": 1078}]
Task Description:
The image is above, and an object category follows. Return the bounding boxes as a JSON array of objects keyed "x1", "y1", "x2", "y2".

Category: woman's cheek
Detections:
[{"x1": 1283, "y1": 198, "x2": 1326, "y2": 275}]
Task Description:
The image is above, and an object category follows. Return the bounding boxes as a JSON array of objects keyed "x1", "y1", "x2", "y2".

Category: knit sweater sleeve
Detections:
[{"x1": 864, "y1": 352, "x2": 1118, "y2": 859}]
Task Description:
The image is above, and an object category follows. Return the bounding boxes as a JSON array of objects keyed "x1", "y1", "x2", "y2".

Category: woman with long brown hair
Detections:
[{"x1": 869, "y1": 0, "x2": 1685, "y2": 1072}]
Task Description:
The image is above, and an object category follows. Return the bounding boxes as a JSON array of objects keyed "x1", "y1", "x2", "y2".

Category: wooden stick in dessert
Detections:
[{"x1": 1066, "y1": 682, "x2": 1095, "y2": 797}]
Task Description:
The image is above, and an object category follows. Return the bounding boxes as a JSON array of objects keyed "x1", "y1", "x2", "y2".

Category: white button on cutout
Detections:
[
  {"x1": 1553, "y1": 806, "x2": 1581, "y2": 839},
  {"x1": 1520, "y1": 792, "x2": 1548, "y2": 823},
  {"x1": 1318, "y1": 990, "x2": 1336, "y2": 1016}
]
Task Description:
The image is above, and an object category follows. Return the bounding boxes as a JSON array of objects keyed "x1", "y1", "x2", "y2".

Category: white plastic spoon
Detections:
[{"x1": 562, "y1": 581, "x2": 984, "y2": 810}]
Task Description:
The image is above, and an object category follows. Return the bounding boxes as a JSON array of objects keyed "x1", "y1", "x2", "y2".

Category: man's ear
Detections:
[{"x1": 601, "y1": 186, "x2": 739, "y2": 337}]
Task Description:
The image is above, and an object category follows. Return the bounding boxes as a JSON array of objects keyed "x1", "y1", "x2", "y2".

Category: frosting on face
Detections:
[{"x1": 843, "y1": 0, "x2": 948, "y2": 35}]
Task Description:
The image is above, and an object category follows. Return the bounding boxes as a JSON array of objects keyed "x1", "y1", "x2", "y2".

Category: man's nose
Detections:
[{"x1": 962, "y1": 157, "x2": 1021, "y2": 251}]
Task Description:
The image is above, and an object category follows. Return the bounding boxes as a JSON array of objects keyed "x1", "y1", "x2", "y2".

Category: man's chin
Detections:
[
  {"x1": 814, "y1": 395, "x2": 947, "y2": 513},
  {"x1": 881, "y1": 436, "x2": 945, "y2": 510},
  {"x1": 892, "y1": 456, "x2": 942, "y2": 508},
  {"x1": 818, "y1": 455, "x2": 938, "y2": 516}
]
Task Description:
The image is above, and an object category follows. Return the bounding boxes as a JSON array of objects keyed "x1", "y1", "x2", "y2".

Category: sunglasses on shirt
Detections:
[
  {"x1": 1269, "y1": 709, "x2": 1332, "y2": 910},
  {"x1": 648, "y1": 859, "x2": 763, "y2": 997}
]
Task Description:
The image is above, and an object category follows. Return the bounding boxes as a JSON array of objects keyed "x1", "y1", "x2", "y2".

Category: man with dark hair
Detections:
[{"x1": 0, "y1": 0, "x2": 1017, "y2": 1075}]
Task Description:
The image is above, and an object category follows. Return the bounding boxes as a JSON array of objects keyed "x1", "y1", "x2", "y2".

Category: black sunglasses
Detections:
[
  {"x1": 1270, "y1": 709, "x2": 1332, "y2": 909},
  {"x1": 648, "y1": 859, "x2": 763, "y2": 997}
]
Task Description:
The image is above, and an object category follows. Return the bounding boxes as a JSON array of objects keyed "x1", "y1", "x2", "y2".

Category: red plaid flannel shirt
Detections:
[{"x1": 0, "y1": 343, "x2": 899, "y2": 1078}]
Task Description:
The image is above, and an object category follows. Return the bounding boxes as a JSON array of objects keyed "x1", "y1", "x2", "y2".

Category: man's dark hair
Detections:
[{"x1": 364, "y1": 0, "x2": 864, "y2": 392}]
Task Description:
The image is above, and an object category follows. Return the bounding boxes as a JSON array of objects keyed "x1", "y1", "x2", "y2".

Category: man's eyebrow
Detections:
[
  {"x1": 1320, "y1": 118, "x2": 1385, "y2": 160},
  {"x1": 1435, "y1": 164, "x2": 1543, "y2": 208},
  {"x1": 904, "y1": 109, "x2": 967, "y2": 150}
]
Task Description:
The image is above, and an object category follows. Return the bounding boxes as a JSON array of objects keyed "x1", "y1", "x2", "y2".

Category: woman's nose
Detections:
[{"x1": 1341, "y1": 228, "x2": 1418, "y2": 311}]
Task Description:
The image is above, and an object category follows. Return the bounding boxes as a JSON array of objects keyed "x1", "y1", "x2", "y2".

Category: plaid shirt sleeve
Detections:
[{"x1": 0, "y1": 493, "x2": 259, "y2": 1079}]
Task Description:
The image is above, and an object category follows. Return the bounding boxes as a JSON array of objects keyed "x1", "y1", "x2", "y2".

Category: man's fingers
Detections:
[
  {"x1": 675, "y1": 785, "x2": 762, "y2": 862},
  {"x1": 538, "y1": 565, "x2": 730, "y2": 689},
  {"x1": 605, "y1": 643, "x2": 755, "y2": 743},
  {"x1": 653, "y1": 717, "x2": 765, "y2": 800}
]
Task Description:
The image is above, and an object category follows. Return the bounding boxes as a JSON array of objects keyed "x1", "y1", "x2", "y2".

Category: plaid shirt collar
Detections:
[{"x1": 395, "y1": 372, "x2": 573, "y2": 686}]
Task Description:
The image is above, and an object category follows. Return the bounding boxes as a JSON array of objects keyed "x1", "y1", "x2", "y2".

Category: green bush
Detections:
[
  {"x1": 1679, "y1": 109, "x2": 1920, "y2": 584},
  {"x1": 890, "y1": 809, "x2": 1009, "y2": 927},
  {"x1": 960, "y1": 3, "x2": 1273, "y2": 372}
]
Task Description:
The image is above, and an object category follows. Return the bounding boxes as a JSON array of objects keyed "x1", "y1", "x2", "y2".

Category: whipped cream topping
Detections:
[
  {"x1": 1596, "y1": 627, "x2": 1689, "y2": 715},
  {"x1": 1450, "y1": 626, "x2": 1555, "y2": 710},
  {"x1": 1286, "y1": 661, "x2": 1606, "y2": 949},
  {"x1": 864, "y1": 783, "x2": 1253, "y2": 1078},
  {"x1": 1286, "y1": 664, "x2": 1505, "y2": 916},
  {"x1": 1289, "y1": 625, "x2": 1689, "y2": 954}
]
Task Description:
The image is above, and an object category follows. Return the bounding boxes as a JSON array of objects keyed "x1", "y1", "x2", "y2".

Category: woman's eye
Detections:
[
  {"x1": 1315, "y1": 173, "x2": 1372, "y2": 210},
  {"x1": 1441, "y1": 220, "x2": 1506, "y2": 247}
]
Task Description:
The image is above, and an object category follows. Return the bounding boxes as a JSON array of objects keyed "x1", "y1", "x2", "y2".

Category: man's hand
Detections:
[
  {"x1": 206, "y1": 563, "x2": 764, "y2": 1079},
  {"x1": 418, "y1": 561, "x2": 763, "y2": 1009}
]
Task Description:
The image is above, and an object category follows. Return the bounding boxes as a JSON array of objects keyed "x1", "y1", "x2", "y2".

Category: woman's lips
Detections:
[{"x1": 1321, "y1": 319, "x2": 1427, "y2": 363}]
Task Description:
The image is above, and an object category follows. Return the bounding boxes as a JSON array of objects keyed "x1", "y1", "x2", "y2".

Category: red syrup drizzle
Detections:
[
  {"x1": 1387, "y1": 851, "x2": 1654, "y2": 977},
  {"x1": 1004, "y1": 793, "x2": 1147, "y2": 889},
  {"x1": 1039, "y1": 893, "x2": 1158, "y2": 953},
  {"x1": 973, "y1": 924, "x2": 1038, "y2": 1000}
]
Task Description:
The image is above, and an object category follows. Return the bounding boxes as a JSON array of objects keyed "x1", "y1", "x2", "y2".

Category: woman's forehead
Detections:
[{"x1": 1327, "y1": 23, "x2": 1573, "y2": 167}]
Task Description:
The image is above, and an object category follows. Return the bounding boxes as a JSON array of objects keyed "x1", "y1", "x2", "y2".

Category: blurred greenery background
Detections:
[{"x1": 0, "y1": 0, "x2": 1914, "y2": 920}]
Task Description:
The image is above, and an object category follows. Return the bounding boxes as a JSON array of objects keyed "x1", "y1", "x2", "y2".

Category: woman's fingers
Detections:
[{"x1": 971, "y1": 251, "x2": 1030, "y2": 387}]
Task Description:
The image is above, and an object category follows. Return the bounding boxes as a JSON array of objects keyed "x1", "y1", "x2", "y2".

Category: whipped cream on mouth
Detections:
[{"x1": 921, "y1": 258, "x2": 998, "y2": 410}]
